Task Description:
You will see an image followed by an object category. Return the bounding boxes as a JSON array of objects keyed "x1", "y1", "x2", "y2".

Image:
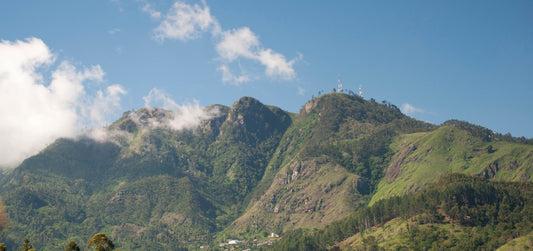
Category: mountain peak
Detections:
[
  {"x1": 220, "y1": 96, "x2": 291, "y2": 144},
  {"x1": 110, "y1": 108, "x2": 172, "y2": 133}
]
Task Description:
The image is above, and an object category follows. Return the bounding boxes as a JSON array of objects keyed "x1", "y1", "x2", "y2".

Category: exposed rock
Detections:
[
  {"x1": 386, "y1": 144, "x2": 417, "y2": 184},
  {"x1": 300, "y1": 98, "x2": 318, "y2": 117},
  {"x1": 482, "y1": 161, "x2": 499, "y2": 179}
]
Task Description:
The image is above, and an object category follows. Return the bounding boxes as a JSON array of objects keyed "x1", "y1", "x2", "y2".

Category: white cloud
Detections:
[
  {"x1": 87, "y1": 127, "x2": 132, "y2": 145},
  {"x1": 218, "y1": 64, "x2": 251, "y2": 86},
  {"x1": 88, "y1": 85, "x2": 127, "y2": 126},
  {"x1": 143, "y1": 88, "x2": 179, "y2": 110},
  {"x1": 141, "y1": 88, "x2": 219, "y2": 130},
  {"x1": 297, "y1": 86, "x2": 305, "y2": 95},
  {"x1": 401, "y1": 103, "x2": 424, "y2": 116},
  {"x1": 148, "y1": 0, "x2": 299, "y2": 83},
  {"x1": 216, "y1": 27, "x2": 259, "y2": 61},
  {"x1": 215, "y1": 27, "x2": 299, "y2": 82},
  {"x1": 257, "y1": 48, "x2": 296, "y2": 80},
  {"x1": 141, "y1": 3, "x2": 161, "y2": 20},
  {"x1": 154, "y1": 0, "x2": 220, "y2": 41},
  {"x1": 0, "y1": 38, "x2": 125, "y2": 167}
]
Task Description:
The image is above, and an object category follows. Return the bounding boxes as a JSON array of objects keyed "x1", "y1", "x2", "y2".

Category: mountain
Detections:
[
  {"x1": 0, "y1": 93, "x2": 531, "y2": 250},
  {"x1": 224, "y1": 94, "x2": 431, "y2": 236}
]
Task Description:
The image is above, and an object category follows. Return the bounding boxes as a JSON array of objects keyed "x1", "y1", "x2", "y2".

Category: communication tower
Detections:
[{"x1": 337, "y1": 76, "x2": 343, "y2": 93}]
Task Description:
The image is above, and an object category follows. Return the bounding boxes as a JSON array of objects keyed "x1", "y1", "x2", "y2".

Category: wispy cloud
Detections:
[
  {"x1": 215, "y1": 27, "x2": 298, "y2": 82},
  {"x1": 153, "y1": 0, "x2": 220, "y2": 41},
  {"x1": 88, "y1": 85, "x2": 127, "y2": 126},
  {"x1": 218, "y1": 64, "x2": 251, "y2": 86},
  {"x1": 108, "y1": 28, "x2": 121, "y2": 35},
  {"x1": 147, "y1": 0, "x2": 299, "y2": 85},
  {"x1": 109, "y1": 0, "x2": 124, "y2": 12},
  {"x1": 140, "y1": 88, "x2": 219, "y2": 131},
  {"x1": 0, "y1": 38, "x2": 126, "y2": 167},
  {"x1": 297, "y1": 86, "x2": 305, "y2": 95},
  {"x1": 258, "y1": 48, "x2": 297, "y2": 80},
  {"x1": 141, "y1": 3, "x2": 161, "y2": 20},
  {"x1": 401, "y1": 103, "x2": 424, "y2": 116}
]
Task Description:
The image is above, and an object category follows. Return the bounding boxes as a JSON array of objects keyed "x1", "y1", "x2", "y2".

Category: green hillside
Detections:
[
  {"x1": 270, "y1": 174, "x2": 533, "y2": 250},
  {"x1": 0, "y1": 93, "x2": 531, "y2": 250},
  {"x1": 0, "y1": 96, "x2": 294, "y2": 250},
  {"x1": 223, "y1": 93, "x2": 435, "y2": 240},
  {"x1": 371, "y1": 125, "x2": 533, "y2": 205}
]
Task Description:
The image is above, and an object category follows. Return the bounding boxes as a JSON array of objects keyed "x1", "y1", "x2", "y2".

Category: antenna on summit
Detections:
[{"x1": 337, "y1": 75, "x2": 343, "y2": 93}]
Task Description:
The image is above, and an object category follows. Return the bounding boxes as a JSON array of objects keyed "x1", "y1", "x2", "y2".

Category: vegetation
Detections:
[
  {"x1": 269, "y1": 174, "x2": 533, "y2": 250},
  {"x1": 370, "y1": 124, "x2": 533, "y2": 205},
  {"x1": 443, "y1": 119, "x2": 533, "y2": 145},
  {"x1": 0, "y1": 235, "x2": 113, "y2": 251},
  {"x1": 64, "y1": 240, "x2": 80, "y2": 251},
  {"x1": 0, "y1": 198, "x2": 8, "y2": 231},
  {"x1": 87, "y1": 233, "x2": 114, "y2": 251},
  {"x1": 16, "y1": 239, "x2": 34, "y2": 251},
  {"x1": 0, "y1": 93, "x2": 531, "y2": 250}
]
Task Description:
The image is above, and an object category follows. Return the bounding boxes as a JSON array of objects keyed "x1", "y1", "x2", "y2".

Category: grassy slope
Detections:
[
  {"x1": 370, "y1": 126, "x2": 533, "y2": 205},
  {"x1": 337, "y1": 217, "x2": 467, "y2": 250},
  {"x1": 497, "y1": 231, "x2": 533, "y2": 250},
  {"x1": 270, "y1": 173, "x2": 533, "y2": 250}
]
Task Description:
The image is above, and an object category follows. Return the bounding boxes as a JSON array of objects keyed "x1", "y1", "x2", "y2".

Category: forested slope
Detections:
[
  {"x1": 0, "y1": 93, "x2": 531, "y2": 250},
  {"x1": 270, "y1": 174, "x2": 533, "y2": 250}
]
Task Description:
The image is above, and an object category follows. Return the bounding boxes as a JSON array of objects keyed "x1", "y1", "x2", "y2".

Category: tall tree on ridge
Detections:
[{"x1": 87, "y1": 233, "x2": 115, "y2": 251}]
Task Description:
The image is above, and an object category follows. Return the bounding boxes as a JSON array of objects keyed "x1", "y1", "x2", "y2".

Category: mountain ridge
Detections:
[{"x1": 0, "y1": 93, "x2": 531, "y2": 250}]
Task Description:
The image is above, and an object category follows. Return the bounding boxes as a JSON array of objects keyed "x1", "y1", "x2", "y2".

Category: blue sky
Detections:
[{"x1": 0, "y1": 1, "x2": 532, "y2": 165}]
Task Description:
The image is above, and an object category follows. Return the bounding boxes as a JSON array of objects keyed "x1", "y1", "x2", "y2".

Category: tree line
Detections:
[
  {"x1": 268, "y1": 173, "x2": 533, "y2": 250},
  {"x1": 443, "y1": 120, "x2": 533, "y2": 145},
  {"x1": 0, "y1": 233, "x2": 116, "y2": 251}
]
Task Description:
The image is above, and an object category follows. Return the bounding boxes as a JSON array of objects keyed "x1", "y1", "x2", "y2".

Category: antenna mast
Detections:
[{"x1": 337, "y1": 75, "x2": 343, "y2": 93}]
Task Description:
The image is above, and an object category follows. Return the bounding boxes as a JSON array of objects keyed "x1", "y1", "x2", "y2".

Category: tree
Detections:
[
  {"x1": 0, "y1": 198, "x2": 8, "y2": 231},
  {"x1": 65, "y1": 240, "x2": 81, "y2": 251},
  {"x1": 0, "y1": 243, "x2": 6, "y2": 251},
  {"x1": 87, "y1": 233, "x2": 115, "y2": 251},
  {"x1": 17, "y1": 238, "x2": 35, "y2": 251}
]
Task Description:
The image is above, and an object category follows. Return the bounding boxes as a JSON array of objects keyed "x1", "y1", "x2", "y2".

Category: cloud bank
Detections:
[
  {"x1": 0, "y1": 38, "x2": 126, "y2": 167},
  {"x1": 151, "y1": 0, "x2": 299, "y2": 85}
]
